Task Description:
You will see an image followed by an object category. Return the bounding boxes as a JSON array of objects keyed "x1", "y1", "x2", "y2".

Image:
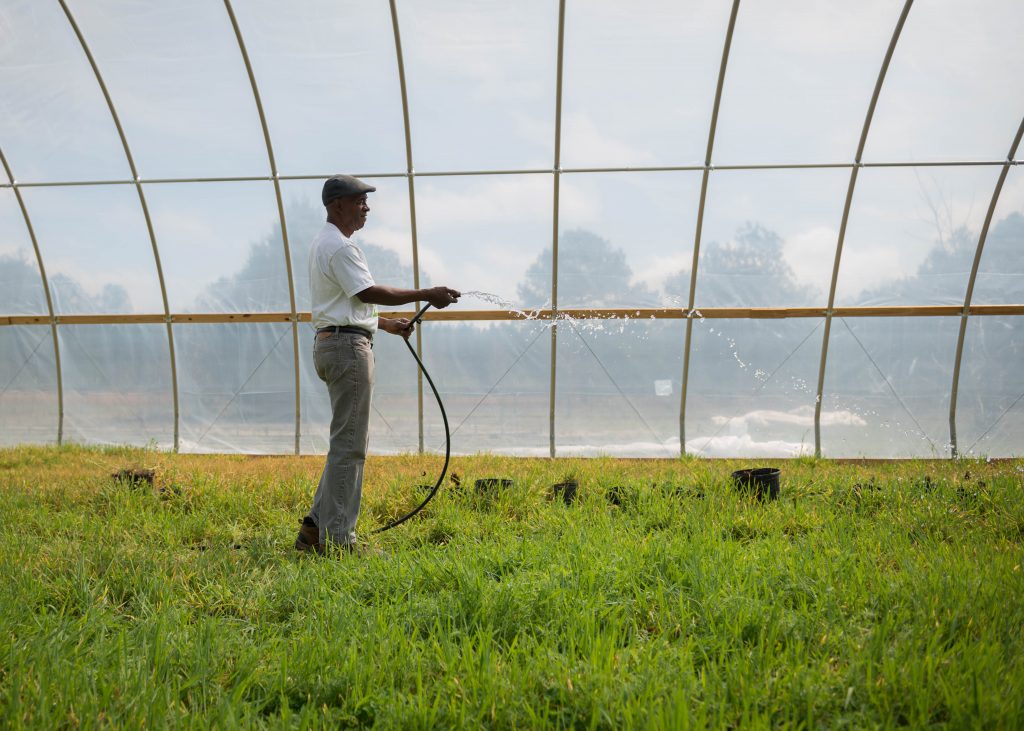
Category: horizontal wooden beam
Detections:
[
  {"x1": 2, "y1": 304, "x2": 1022, "y2": 327},
  {"x1": 0, "y1": 313, "x2": 303, "y2": 326}
]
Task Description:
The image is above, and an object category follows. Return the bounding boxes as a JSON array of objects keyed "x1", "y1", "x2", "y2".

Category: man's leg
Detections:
[{"x1": 307, "y1": 333, "x2": 374, "y2": 547}]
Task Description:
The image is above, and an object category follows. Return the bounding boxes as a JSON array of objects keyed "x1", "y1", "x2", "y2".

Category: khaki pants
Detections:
[{"x1": 307, "y1": 331, "x2": 375, "y2": 545}]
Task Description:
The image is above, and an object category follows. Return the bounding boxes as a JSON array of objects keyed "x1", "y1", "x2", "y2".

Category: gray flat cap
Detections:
[{"x1": 322, "y1": 175, "x2": 376, "y2": 205}]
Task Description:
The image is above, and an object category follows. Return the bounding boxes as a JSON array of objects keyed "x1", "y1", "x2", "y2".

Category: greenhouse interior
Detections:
[{"x1": 1, "y1": 0, "x2": 1022, "y2": 460}]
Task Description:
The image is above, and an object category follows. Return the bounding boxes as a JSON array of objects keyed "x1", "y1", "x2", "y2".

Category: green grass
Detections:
[{"x1": 1, "y1": 445, "x2": 1023, "y2": 728}]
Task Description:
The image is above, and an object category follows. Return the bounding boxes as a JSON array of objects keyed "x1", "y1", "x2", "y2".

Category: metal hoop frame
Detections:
[
  {"x1": 947, "y1": 116, "x2": 1024, "y2": 457},
  {"x1": 1, "y1": 0, "x2": 1020, "y2": 458},
  {"x1": 58, "y1": 0, "x2": 180, "y2": 449},
  {"x1": 812, "y1": 0, "x2": 915, "y2": 458}
]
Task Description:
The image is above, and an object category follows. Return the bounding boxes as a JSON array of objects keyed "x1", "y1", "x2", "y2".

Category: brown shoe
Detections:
[{"x1": 295, "y1": 518, "x2": 319, "y2": 552}]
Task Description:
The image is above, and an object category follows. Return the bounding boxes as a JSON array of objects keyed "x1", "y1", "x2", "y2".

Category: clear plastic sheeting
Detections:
[
  {"x1": 836, "y1": 165, "x2": 1004, "y2": 307},
  {"x1": 175, "y1": 323, "x2": 293, "y2": 453},
  {"x1": 713, "y1": 0, "x2": 902, "y2": 165},
  {"x1": 68, "y1": 0, "x2": 269, "y2": 179},
  {"x1": 821, "y1": 317, "x2": 958, "y2": 458},
  {"x1": 0, "y1": 189, "x2": 47, "y2": 314},
  {"x1": 0, "y1": 0, "x2": 131, "y2": 182},
  {"x1": 561, "y1": 0, "x2": 729, "y2": 168},
  {"x1": 0, "y1": 326, "x2": 57, "y2": 447},
  {"x1": 228, "y1": 0, "x2": 407, "y2": 176},
  {"x1": 956, "y1": 316, "x2": 1024, "y2": 457},
  {"x1": 0, "y1": 1, "x2": 1021, "y2": 458},
  {"x1": 558, "y1": 172, "x2": 700, "y2": 309},
  {"x1": 144, "y1": 181, "x2": 290, "y2": 313},
  {"x1": 556, "y1": 318, "x2": 681, "y2": 457},
  {"x1": 863, "y1": 0, "x2": 1024, "y2": 162},
  {"x1": 400, "y1": 0, "x2": 558, "y2": 171},
  {"x1": 686, "y1": 319, "x2": 821, "y2": 458},
  {"x1": 19, "y1": 185, "x2": 163, "y2": 314},
  {"x1": 415, "y1": 175, "x2": 552, "y2": 310},
  {"x1": 58, "y1": 325, "x2": 173, "y2": 447},
  {"x1": 694, "y1": 169, "x2": 850, "y2": 307},
  {"x1": 423, "y1": 322, "x2": 551, "y2": 455}
]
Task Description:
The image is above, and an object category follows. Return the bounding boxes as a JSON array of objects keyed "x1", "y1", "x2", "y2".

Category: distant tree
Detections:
[
  {"x1": 48, "y1": 274, "x2": 132, "y2": 313},
  {"x1": 193, "y1": 197, "x2": 418, "y2": 312},
  {"x1": 855, "y1": 212, "x2": 1024, "y2": 306},
  {"x1": 849, "y1": 212, "x2": 1024, "y2": 405},
  {"x1": 976, "y1": 212, "x2": 1024, "y2": 302},
  {"x1": 662, "y1": 223, "x2": 816, "y2": 307},
  {"x1": 1, "y1": 252, "x2": 135, "y2": 314},
  {"x1": 0, "y1": 254, "x2": 47, "y2": 313},
  {"x1": 517, "y1": 228, "x2": 658, "y2": 308}
]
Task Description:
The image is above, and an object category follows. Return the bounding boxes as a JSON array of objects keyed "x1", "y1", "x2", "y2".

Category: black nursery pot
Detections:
[
  {"x1": 475, "y1": 477, "x2": 513, "y2": 495},
  {"x1": 552, "y1": 480, "x2": 578, "y2": 504},
  {"x1": 731, "y1": 467, "x2": 780, "y2": 502},
  {"x1": 112, "y1": 468, "x2": 155, "y2": 487}
]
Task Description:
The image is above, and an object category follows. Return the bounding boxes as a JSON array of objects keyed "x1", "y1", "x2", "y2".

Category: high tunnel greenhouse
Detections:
[{"x1": 0, "y1": 0, "x2": 1022, "y2": 459}]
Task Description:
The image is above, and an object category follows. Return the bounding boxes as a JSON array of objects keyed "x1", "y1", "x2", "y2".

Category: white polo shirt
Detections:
[{"x1": 309, "y1": 222, "x2": 378, "y2": 333}]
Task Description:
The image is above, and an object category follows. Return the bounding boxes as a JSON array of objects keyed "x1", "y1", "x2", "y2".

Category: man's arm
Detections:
[{"x1": 357, "y1": 284, "x2": 461, "y2": 309}]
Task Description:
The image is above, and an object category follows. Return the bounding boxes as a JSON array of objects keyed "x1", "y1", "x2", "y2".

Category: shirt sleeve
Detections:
[{"x1": 327, "y1": 244, "x2": 375, "y2": 298}]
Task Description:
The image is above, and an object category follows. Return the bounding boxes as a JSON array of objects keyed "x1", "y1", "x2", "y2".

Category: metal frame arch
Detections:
[
  {"x1": 387, "y1": 0, "x2": 427, "y2": 454},
  {"x1": 678, "y1": 0, "x2": 741, "y2": 456},
  {"x1": 57, "y1": 0, "x2": 180, "y2": 450},
  {"x1": 811, "y1": 0, "x2": 915, "y2": 458},
  {"x1": 0, "y1": 147, "x2": 64, "y2": 445},
  {"x1": 222, "y1": 0, "x2": 302, "y2": 455},
  {"x1": 948, "y1": 116, "x2": 1024, "y2": 458},
  {"x1": 548, "y1": 0, "x2": 567, "y2": 459}
]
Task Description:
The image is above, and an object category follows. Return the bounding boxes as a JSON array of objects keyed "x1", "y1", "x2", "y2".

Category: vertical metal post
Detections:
[
  {"x1": 678, "y1": 0, "x2": 741, "y2": 456},
  {"x1": 0, "y1": 148, "x2": 64, "y2": 445},
  {"x1": 812, "y1": 0, "x2": 914, "y2": 457},
  {"x1": 549, "y1": 0, "x2": 567, "y2": 458},
  {"x1": 223, "y1": 0, "x2": 302, "y2": 454},
  {"x1": 58, "y1": 0, "x2": 179, "y2": 449},
  {"x1": 948, "y1": 116, "x2": 1024, "y2": 457},
  {"x1": 388, "y1": 0, "x2": 425, "y2": 453}
]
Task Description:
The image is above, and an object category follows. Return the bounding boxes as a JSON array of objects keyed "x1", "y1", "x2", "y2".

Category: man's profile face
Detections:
[{"x1": 332, "y1": 194, "x2": 370, "y2": 232}]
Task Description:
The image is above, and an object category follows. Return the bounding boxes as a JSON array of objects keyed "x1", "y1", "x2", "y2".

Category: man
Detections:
[{"x1": 296, "y1": 174, "x2": 460, "y2": 555}]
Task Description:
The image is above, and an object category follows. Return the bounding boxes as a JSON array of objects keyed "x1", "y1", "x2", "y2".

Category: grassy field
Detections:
[{"x1": 1, "y1": 446, "x2": 1023, "y2": 729}]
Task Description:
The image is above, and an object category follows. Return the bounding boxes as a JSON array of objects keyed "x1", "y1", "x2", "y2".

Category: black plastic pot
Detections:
[
  {"x1": 731, "y1": 467, "x2": 780, "y2": 502},
  {"x1": 112, "y1": 468, "x2": 155, "y2": 488},
  {"x1": 606, "y1": 485, "x2": 625, "y2": 506},
  {"x1": 475, "y1": 477, "x2": 513, "y2": 495},
  {"x1": 552, "y1": 480, "x2": 578, "y2": 504}
]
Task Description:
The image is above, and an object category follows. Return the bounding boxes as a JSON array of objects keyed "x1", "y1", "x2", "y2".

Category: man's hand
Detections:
[
  {"x1": 425, "y1": 286, "x2": 461, "y2": 310},
  {"x1": 379, "y1": 317, "x2": 415, "y2": 340}
]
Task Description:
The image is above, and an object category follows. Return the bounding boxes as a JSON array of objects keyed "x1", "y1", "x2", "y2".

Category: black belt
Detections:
[{"x1": 316, "y1": 325, "x2": 372, "y2": 340}]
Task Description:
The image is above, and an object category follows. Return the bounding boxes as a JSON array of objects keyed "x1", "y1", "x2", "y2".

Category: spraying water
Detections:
[
  {"x1": 461, "y1": 291, "x2": 547, "y2": 322},
  {"x1": 460, "y1": 290, "x2": 933, "y2": 455},
  {"x1": 461, "y1": 290, "x2": 655, "y2": 340}
]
